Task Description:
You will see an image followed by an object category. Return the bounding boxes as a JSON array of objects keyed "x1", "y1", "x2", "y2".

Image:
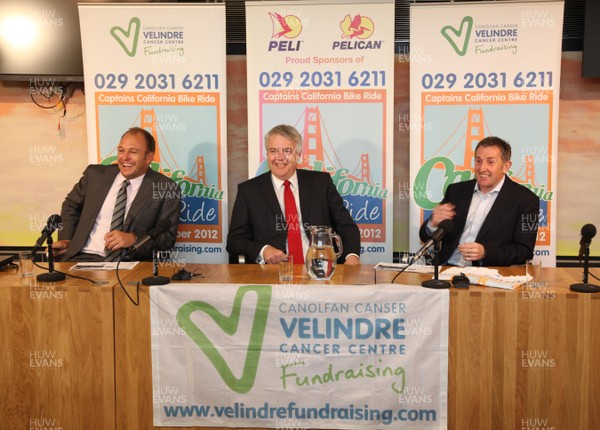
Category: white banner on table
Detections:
[
  {"x1": 246, "y1": 1, "x2": 395, "y2": 264},
  {"x1": 151, "y1": 284, "x2": 449, "y2": 429},
  {"x1": 79, "y1": 4, "x2": 228, "y2": 263},
  {"x1": 409, "y1": 1, "x2": 564, "y2": 266}
]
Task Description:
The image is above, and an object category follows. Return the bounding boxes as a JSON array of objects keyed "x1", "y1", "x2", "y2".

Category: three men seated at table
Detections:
[{"x1": 51, "y1": 125, "x2": 537, "y2": 267}]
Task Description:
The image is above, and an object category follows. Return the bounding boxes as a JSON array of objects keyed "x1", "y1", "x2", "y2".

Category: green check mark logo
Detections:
[
  {"x1": 441, "y1": 16, "x2": 473, "y2": 56},
  {"x1": 176, "y1": 285, "x2": 272, "y2": 394},
  {"x1": 110, "y1": 17, "x2": 141, "y2": 57}
]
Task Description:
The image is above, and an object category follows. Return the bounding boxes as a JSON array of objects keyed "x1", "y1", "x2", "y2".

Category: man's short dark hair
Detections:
[
  {"x1": 122, "y1": 127, "x2": 156, "y2": 153},
  {"x1": 475, "y1": 136, "x2": 512, "y2": 162}
]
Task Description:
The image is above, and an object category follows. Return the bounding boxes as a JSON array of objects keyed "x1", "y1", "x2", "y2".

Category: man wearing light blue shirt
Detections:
[{"x1": 419, "y1": 136, "x2": 539, "y2": 266}]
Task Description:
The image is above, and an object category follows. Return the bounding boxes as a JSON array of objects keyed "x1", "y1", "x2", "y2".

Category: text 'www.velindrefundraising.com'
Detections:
[{"x1": 162, "y1": 402, "x2": 437, "y2": 425}]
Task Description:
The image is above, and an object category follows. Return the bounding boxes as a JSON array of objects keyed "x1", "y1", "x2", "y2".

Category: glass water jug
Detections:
[{"x1": 305, "y1": 225, "x2": 343, "y2": 280}]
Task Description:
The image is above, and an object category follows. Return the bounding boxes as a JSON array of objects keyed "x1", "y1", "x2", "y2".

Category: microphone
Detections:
[
  {"x1": 419, "y1": 219, "x2": 454, "y2": 290},
  {"x1": 127, "y1": 219, "x2": 172, "y2": 255},
  {"x1": 578, "y1": 223, "x2": 597, "y2": 259},
  {"x1": 571, "y1": 223, "x2": 599, "y2": 293},
  {"x1": 32, "y1": 214, "x2": 62, "y2": 253},
  {"x1": 33, "y1": 214, "x2": 65, "y2": 282},
  {"x1": 414, "y1": 219, "x2": 454, "y2": 262}
]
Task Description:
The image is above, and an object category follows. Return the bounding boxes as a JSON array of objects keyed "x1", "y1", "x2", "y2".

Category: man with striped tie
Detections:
[{"x1": 53, "y1": 127, "x2": 181, "y2": 262}]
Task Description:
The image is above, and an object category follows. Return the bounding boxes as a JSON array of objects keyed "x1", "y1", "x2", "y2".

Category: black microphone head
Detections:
[
  {"x1": 438, "y1": 219, "x2": 454, "y2": 235},
  {"x1": 44, "y1": 214, "x2": 62, "y2": 234},
  {"x1": 33, "y1": 214, "x2": 62, "y2": 252},
  {"x1": 581, "y1": 223, "x2": 597, "y2": 241}
]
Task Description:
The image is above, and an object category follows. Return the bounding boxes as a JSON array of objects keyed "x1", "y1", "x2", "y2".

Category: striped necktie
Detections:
[
  {"x1": 283, "y1": 180, "x2": 304, "y2": 264},
  {"x1": 105, "y1": 179, "x2": 130, "y2": 261}
]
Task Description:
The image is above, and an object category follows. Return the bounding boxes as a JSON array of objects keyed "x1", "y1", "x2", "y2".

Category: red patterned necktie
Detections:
[{"x1": 283, "y1": 180, "x2": 304, "y2": 264}]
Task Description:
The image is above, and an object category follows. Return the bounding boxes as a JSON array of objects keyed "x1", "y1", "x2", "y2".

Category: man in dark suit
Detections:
[
  {"x1": 53, "y1": 127, "x2": 181, "y2": 261},
  {"x1": 419, "y1": 136, "x2": 539, "y2": 266},
  {"x1": 227, "y1": 124, "x2": 360, "y2": 265}
]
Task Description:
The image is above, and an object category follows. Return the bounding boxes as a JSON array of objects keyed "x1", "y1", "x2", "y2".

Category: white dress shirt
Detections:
[
  {"x1": 258, "y1": 172, "x2": 309, "y2": 263},
  {"x1": 82, "y1": 173, "x2": 145, "y2": 256}
]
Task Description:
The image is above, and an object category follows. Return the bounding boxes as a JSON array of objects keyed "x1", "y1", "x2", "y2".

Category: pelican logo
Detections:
[
  {"x1": 176, "y1": 285, "x2": 272, "y2": 394},
  {"x1": 333, "y1": 14, "x2": 382, "y2": 50},
  {"x1": 340, "y1": 14, "x2": 374, "y2": 39},
  {"x1": 267, "y1": 12, "x2": 303, "y2": 52},
  {"x1": 441, "y1": 16, "x2": 473, "y2": 56},
  {"x1": 110, "y1": 17, "x2": 141, "y2": 57}
]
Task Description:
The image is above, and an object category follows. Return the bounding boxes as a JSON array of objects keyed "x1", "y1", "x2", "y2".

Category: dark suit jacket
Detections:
[
  {"x1": 419, "y1": 176, "x2": 539, "y2": 266},
  {"x1": 227, "y1": 170, "x2": 361, "y2": 263},
  {"x1": 58, "y1": 164, "x2": 181, "y2": 261}
]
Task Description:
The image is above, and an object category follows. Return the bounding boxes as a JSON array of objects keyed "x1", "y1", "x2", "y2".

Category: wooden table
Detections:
[
  {"x1": 114, "y1": 264, "x2": 600, "y2": 430},
  {"x1": 0, "y1": 264, "x2": 117, "y2": 430},
  {"x1": 2, "y1": 263, "x2": 599, "y2": 429}
]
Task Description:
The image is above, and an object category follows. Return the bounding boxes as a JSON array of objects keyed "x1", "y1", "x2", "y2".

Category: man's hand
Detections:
[
  {"x1": 52, "y1": 239, "x2": 71, "y2": 257},
  {"x1": 104, "y1": 231, "x2": 137, "y2": 251},
  {"x1": 458, "y1": 242, "x2": 485, "y2": 261},
  {"x1": 263, "y1": 245, "x2": 288, "y2": 264},
  {"x1": 430, "y1": 203, "x2": 456, "y2": 228},
  {"x1": 344, "y1": 255, "x2": 360, "y2": 265}
]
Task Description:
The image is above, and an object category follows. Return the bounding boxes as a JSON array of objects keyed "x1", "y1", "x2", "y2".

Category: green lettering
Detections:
[{"x1": 414, "y1": 157, "x2": 471, "y2": 209}]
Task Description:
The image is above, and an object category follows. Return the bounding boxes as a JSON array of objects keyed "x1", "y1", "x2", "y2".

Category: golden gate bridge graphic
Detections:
[
  {"x1": 292, "y1": 106, "x2": 376, "y2": 185},
  {"x1": 103, "y1": 108, "x2": 208, "y2": 185},
  {"x1": 430, "y1": 107, "x2": 537, "y2": 185}
]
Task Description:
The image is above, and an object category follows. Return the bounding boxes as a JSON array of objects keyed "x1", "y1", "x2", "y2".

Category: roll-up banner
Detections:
[
  {"x1": 79, "y1": 3, "x2": 228, "y2": 263},
  {"x1": 246, "y1": 0, "x2": 395, "y2": 264},
  {"x1": 409, "y1": 1, "x2": 564, "y2": 266}
]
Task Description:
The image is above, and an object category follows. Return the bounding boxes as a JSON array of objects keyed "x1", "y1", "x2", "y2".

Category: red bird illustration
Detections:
[
  {"x1": 349, "y1": 14, "x2": 367, "y2": 38},
  {"x1": 271, "y1": 12, "x2": 291, "y2": 38}
]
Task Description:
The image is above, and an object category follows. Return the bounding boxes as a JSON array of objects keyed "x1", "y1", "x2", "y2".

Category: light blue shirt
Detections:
[
  {"x1": 428, "y1": 176, "x2": 505, "y2": 266},
  {"x1": 447, "y1": 177, "x2": 505, "y2": 266}
]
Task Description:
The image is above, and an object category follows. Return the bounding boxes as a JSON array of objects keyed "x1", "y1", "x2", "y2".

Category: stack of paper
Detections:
[
  {"x1": 438, "y1": 266, "x2": 528, "y2": 290},
  {"x1": 374, "y1": 262, "x2": 435, "y2": 274},
  {"x1": 70, "y1": 261, "x2": 139, "y2": 271}
]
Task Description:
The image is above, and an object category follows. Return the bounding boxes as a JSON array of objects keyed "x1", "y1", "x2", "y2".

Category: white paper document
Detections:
[
  {"x1": 374, "y1": 262, "x2": 435, "y2": 274},
  {"x1": 69, "y1": 261, "x2": 139, "y2": 271},
  {"x1": 438, "y1": 266, "x2": 528, "y2": 289}
]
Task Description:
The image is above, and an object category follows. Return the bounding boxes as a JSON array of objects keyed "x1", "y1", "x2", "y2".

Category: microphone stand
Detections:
[
  {"x1": 570, "y1": 244, "x2": 600, "y2": 293},
  {"x1": 142, "y1": 251, "x2": 170, "y2": 286},
  {"x1": 36, "y1": 236, "x2": 66, "y2": 282},
  {"x1": 421, "y1": 241, "x2": 450, "y2": 289}
]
